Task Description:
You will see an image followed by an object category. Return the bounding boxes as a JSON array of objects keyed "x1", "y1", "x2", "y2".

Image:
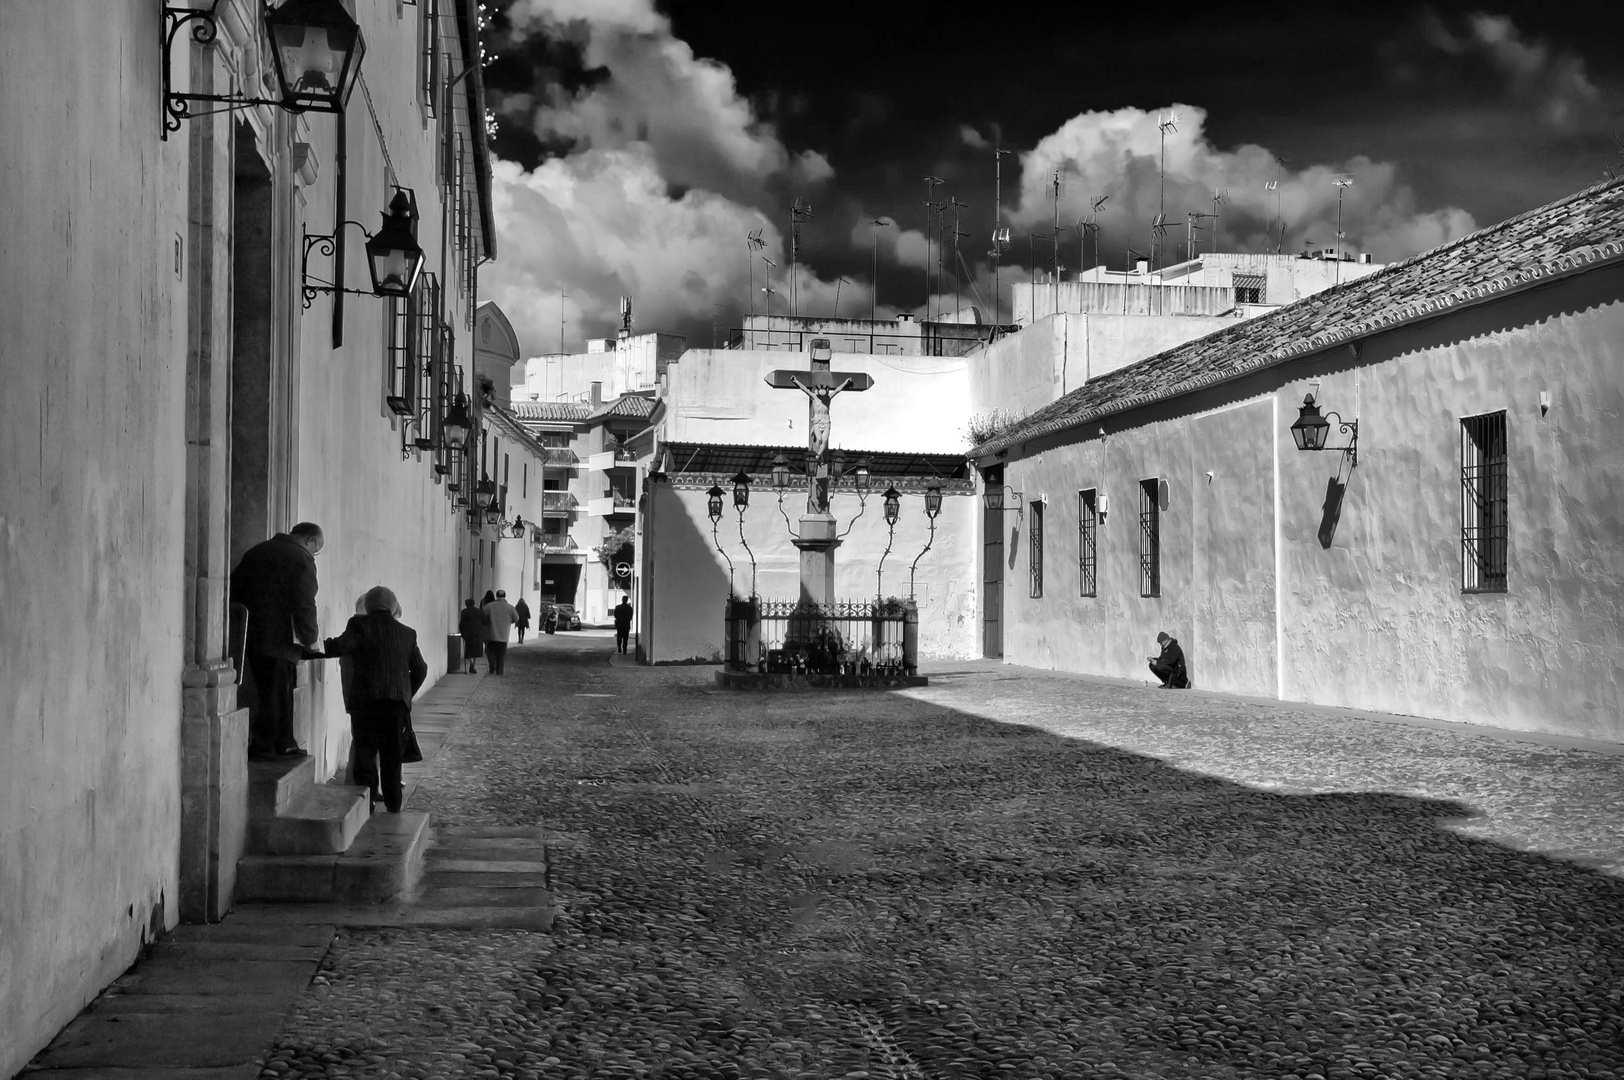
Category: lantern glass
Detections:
[
  {"x1": 983, "y1": 488, "x2": 1004, "y2": 511},
  {"x1": 441, "y1": 396, "x2": 471, "y2": 449},
  {"x1": 771, "y1": 455, "x2": 790, "y2": 492},
  {"x1": 265, "y1": 0, "x2": 364, "y2": 113},
  {"x1": 706, "y1": 485, "x2": 725, "y2": 522},
  {"x1": 882, "y1": 486, "x2": 901, "y2": 525},
  {"x1": 366, "y1": 190, "x2": 424, "y2": 298},
  {"x1": 731, "y1": 469, "x2": 752, "y2": 509},
  {"x1": 854, "y1": 459, "x2": 871, "y2": 493},
  {"x1": 924, "y1": 479, "x2": 943, "y2": 519}
]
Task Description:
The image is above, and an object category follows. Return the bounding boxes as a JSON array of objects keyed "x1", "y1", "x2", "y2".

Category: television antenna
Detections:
[
  {"x1": 869, "y1": 218, "x2": 892, "y2": 323},
  {"x1": 746, "y1": 229, "x2": 765, "y2": 323},
  {"x1": 1333, "y1": 176, "x2": 1353, "y2": 282},
  {"x1": 1184, "y1": 212, "x2": 1208, "y2": 262},
  {"x1": 949, "y1": 196, "x2": 970, "y2": 316},
  {"x1": 990, "y1": 146, "x2": 1012, "y2": 336},
  {"x1": 1150, "y1": 213, "x2": 1170, "y2": 272},
  {"x1": 790, "y1": 198, "x2": 814, "y2": 318},
  {"x1": 760, "y1": 255, "x2": 777, "y2": 324},
  {"x1": 922, "y1": 176, "x2": 946, "y2": 321},
  {"x1": 1156, "y1": 110, "x2": 1180, "y2": 268},
  {"x1": 1209, "y1": 188, "x2": 1228, "y2": 254},
  {"x1": 1270, "y1": 155, "x2": 1289, "y2": 252},
  {"x1": 1075, "y1": 194, "x2": 1107, "y2": 273}
]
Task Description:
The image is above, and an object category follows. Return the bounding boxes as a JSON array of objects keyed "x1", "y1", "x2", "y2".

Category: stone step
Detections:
[
  {"x1": 247, "y1": 755, "x2": 317, "y2": 817},
  {"x1": 246, "y1": 782, "x2": 371, "y2": 856},
  {"x1": 236, "y1": 812, "x2": 431, "y2": 904}
]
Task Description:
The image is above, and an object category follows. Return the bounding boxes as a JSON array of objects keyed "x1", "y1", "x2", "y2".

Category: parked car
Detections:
[{"x1": 546, "y1": 603, "x2": 582, "y2": 631}]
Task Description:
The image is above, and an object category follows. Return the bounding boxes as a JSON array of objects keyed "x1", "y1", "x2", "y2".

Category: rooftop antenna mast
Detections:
[
  {"x1": 1076, "y1": 194, "x2": 1107, "y2": 275},
  {"x1": 760, "y1": 255, "x2": 777, "y2": 326},
  {"x1": 1156, "y1": 110, "x2": 1180, "y2": 270},
  {"x1": 1210, "y1": 188, "x2": 1228, "y2": 254},
  {"x1": 990, "y1": 146, "x2": 1012, "y2": 338},
  {"x1": 746, "y1": 229, "x2": 765, "y2": 330},
  {"x1": 1150, "y1": 214, "x2": 1169, "y2": 277},
  {"x1": 1269, "y1": 155, "x2": 1288, "y2": 253},
  {"x1": 949, "y1": 195, "x2": 970, "y2": 317},
  {"x1": 1183, "y1": 212, "x2": 1206, "y2": 263},
  {"x1": 869, "y1": 217, "x2": 892, "y2": 324},
  {"x1": 833, "y1": 276, "x2": 850, "y2": 320},
  {"x1": 790, "y1": 198, "x2": 814, "y2": 318},
  {"x1": 1049, "y1": 168, "x2": 1065, "y2": 317},
  {"x1": 922, "y1": 176, "x2": 946, "y2": 323},
  {"x1": 1333, "y1": 176, "x2": 1353, "y2": 283}
]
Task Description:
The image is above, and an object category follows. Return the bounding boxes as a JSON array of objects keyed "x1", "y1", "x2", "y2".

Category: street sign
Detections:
[{"x1": 614, "y1": 562, "x2": 632, "y2": 577}]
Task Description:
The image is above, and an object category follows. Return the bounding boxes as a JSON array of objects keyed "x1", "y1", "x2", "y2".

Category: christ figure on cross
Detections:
[{"x1": 765, "y1": 340, "x2": 874, "y2": 517}]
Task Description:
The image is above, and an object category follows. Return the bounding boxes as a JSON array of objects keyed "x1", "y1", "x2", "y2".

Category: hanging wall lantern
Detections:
[
  {"x1": 264, "y1": 0, "x2": 365, "y2": 114},
  {"x1": 1289, "y1": 392, "x2": 1358, "y2": 464},
  {"x1": 364, "y1": 189, "x2": 425, "y2": 299},
  {"x1": 706, "y1": 485, "x2": 725, "y2": 522},
  {"x1": 853, "y1": 458, "x2": 872, "y2": 493},
  {"x1": 771, "y1": 455, "x2": 791, "y2": 492},
  {"x1": 924, "y1": 478, "x2": 944, "y2": 519},
  {"x1": 731, "y1": 470, "x2": 752, "y2": 510},
  {"x1": 882, "y1": 486, "x2": 902, "y2": 525},
  {"x1": 441, "y1": 394, "x2": 472, "y2": 450}
]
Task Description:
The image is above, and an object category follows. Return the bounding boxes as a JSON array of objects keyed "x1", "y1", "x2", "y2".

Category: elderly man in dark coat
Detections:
[
  {"x1": 230, "y1": 522, "x2": 323, "y2": 760},
  {"x1": 321, "y1": 585, "x2": 428, "y2": 813}
]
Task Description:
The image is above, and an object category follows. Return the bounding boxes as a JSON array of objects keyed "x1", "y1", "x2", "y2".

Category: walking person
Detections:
[
  {"x1": 1147, "y1": 630, "x2": 1191, "y2": 689},
  {"x1": 457, "y1": 598, "x2": 487, "y2": 674},
  {"x1": 514, "y1": 596, "x2": 531, "y2": 644},
  {"x1": 613, "y1": 594, "x2": 634, "y2": 656},
  {"x1": 320, "y1": 586, "x2": 427, "y2": 814},
  {"x1": 482, "y1": 589, "x2": 519, "y2": 674},
  {"x1": 229, "y1": 521, "x2": 324, "y2": 760}
]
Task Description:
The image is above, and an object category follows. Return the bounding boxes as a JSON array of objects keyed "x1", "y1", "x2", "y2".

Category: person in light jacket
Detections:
[{"x1": 321, "y1": 586, "x2": 427, "y2": 813}]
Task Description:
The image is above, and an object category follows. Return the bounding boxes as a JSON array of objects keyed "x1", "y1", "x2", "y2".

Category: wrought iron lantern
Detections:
[
  {"x1": 1290, "y1": 393, "x2": 1358, "y2": 465},
  {"x1": 364, "y1": 190, "x2": 425, "y2": 298},
  {"x1": 441, "y1": 395, "x2": 472, "y2": 450},
  {"x1": 830, "y1": 450, "x2": 847, "y2": 483},
  {"x1": 982, "y1": 484, "x2": 1024, "y2": 523},
  {"x1": 771, "y1": 454, "x2": 792, "y2": 492},
  {"x1": 160, "y1": 0, "x2": 363, "y2": 140},
  {"x1": 300, "y1": 188, "x2": 425, "y2": 308},
  {"x1": 508, "y1": 515, "x2": 526, "y2": 539},
  {"x1": 706, "y1": 485, "x2": 725, "y2": 522},
  {"x1": 924, "y1": 478, "x2": 944, "y2": 519},
  {"x1": 731, "y1": 470, "x2": 752, "y2": 510},
  {"x1": 882, "y1": 486, "x2": 902, "y2": 525},
  {"x1": 853, "y1": 458, "x2": 872, "y2": 494},
  {"x1": 483, "y1": 487, "x2": 503, "y2": 527}
]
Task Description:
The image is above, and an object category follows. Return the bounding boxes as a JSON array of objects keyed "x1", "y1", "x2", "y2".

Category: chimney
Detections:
[
  {"x1": 590, "y1": 381, "x2": 602, "y2": 407},
  {"x1": 1136, "y1": 259, "x2": 1149, "y2": 275}
]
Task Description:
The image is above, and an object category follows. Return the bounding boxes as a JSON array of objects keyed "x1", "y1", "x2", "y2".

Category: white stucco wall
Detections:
[
  {"x1": 0, "y1": 6, "x2": 190, "y2": 1074},
  {"x1": 993, "y1": 264, "x2": 1624, "y2": 741}
]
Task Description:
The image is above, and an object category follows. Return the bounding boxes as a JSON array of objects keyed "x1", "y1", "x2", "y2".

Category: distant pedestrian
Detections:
[
  {"x1": 483, "y1": 589, "x2": 519, "y2": 674},
  {"x1": 321, "y1": 586, "x2": 427, "y2": 813},
  {"x1": 544, "y1": 604, "x2": 557, "y2": 634},
  {"x1": 457, "y1": 598, "x2": 487, "y2": 674},
  {"x1": 1148, "y1": 631, "x2": 1190, "y2": 689},
  {"x1": 613, "y1": 594, "x2": 634, "y2": 655},
  {"x1": 229, "y1": 521, "x2": 324, "y2": 760},
  {"x1": 514, "y1": 596, "x2": 531, "y2": 644}
]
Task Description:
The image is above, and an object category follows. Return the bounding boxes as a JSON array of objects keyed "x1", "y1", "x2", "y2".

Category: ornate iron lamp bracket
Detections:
[
  {"x1": 161, "y1": 2, "x2": 285, "y2": 140},
  {"x1": 301, "y1": 223, "x2": 374, "y2": 309}
]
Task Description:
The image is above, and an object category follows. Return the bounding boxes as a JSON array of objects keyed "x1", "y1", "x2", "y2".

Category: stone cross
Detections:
[{"x1": 765, "y1": 340, "x2": 873, "y2": 515}]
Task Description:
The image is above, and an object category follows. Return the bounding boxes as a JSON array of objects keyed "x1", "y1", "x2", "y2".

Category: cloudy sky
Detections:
[{"x1": 477, "y1": 1, "x2": 1624, "y2": 356}]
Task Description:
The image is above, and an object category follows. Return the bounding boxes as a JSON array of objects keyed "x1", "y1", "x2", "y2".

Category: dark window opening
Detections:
[
  {"x1": 1139, "y1": 478, "x2": 1160, "y2": 598},
  {"x1": 1461, "y1": 411, "x2": 1508, "y2": 592},
  {"x1": 1079, "y1": 488, "x2": 1098, "y2": 597},
  {"x1": 1029, "y1": 500, "x2": 1045, "y2": 599}
]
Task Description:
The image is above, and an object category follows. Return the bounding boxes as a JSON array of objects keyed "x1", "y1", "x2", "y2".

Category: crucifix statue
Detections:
[{"x1": 765, "y1": 338, "x2": 874, "y2": 604}]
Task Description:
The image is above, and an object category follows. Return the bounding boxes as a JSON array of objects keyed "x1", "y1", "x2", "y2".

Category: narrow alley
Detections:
[{"x1": 28, "y1": 635, "x2": 1624, "y2": 1080}]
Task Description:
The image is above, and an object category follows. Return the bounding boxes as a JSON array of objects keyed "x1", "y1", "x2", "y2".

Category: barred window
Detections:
[
  {"x1": 1078, "y1": 488, "x2": 1098, "y2": 597},
  {"x1": 1028, "y1": 500, "x2": 1044, "y2": 598},
  {"x1": 1461, "y1": 411, "x2": 1508, "y2": 592},
  {"x1": 1233, "y1": 273, "x2": 1264, "y2": 305},
  {"x1": 1139, "y1": 478, "x2": 1160, "y2": 597},
  {"x1": 419, "y1": 0, "x2": 440, "y2": 118}
]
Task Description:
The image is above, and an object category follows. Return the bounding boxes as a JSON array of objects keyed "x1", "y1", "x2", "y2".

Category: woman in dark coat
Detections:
[
  {"x1": 514, "y1": 596, "x2": 531, "y2": 644},
  {"x1": 321, "y1": 586, "x2": 428, "y2": 813},
  {"x1": 457, "y1": 597, "x2": 488, "y2": 674}
]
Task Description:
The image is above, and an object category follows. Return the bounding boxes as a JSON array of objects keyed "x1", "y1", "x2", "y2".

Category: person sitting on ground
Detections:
[
  {"x1": 1147, "y1": 630, "x2": 1190, "y2": 689},
  {"x1": 457, "y1": 597, "x2": 487, "y2": 674},
  {"x1": 321, "y1": 585, "x2": 427, "y2": 813}
]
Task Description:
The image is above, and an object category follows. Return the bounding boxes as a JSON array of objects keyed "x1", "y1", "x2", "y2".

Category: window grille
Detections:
[
  {"x1": 386, "y1": 292, "x2": 413, "y2": 416},
  {"x1": 1461, "y1": 411, "x2": 1508, "y2": 591},
  {"x1": 1139, "y1": 478, "x2": 1160, "y2": 597},
  {"x1": 1233, "y1": 273, "x2": 1264, "y2": 305},
  {"x1": 1079, "y1": 489, "x2": 1097, "y2": 597},
  {"x1": 1028, "y1": 500, "x2": 1044, "y2": 598},
  {"x1": 419, "y1": 0, "x2": 439, "y2": 118}
]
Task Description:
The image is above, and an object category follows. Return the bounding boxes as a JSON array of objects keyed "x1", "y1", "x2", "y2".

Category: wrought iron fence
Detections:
[{"x1": 754, "y1": 598, "x2": 914, "y2": 675}]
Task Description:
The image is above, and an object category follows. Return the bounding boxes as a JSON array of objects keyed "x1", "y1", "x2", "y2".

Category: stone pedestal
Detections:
[
  {"x1": 179, "y1": 659, "x2": 249, "y2": 923},
  {"x1": 791, "y1": 514, "x2": 842, "y2": 606}
]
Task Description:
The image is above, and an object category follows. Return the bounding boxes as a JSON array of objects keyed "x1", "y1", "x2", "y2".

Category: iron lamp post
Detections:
[
  {"x1": 706, "y1": 485, "x2": 725, "y2": 523},
  {"x1": 910, "y1": 478, "x2": 943, "y2": 597},
  {"x1": 876, "y1": 486, "x2": 901, "y2": 598}
]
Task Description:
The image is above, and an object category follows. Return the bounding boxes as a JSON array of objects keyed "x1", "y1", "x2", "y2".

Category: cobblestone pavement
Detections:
[{"x1": 265, "y1": 635, "x2": 1624, "y2": 1080}]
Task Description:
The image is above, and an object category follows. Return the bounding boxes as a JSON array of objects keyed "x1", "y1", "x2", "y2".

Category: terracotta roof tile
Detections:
[
  {"x1": 973, "y1": 176, "x2": 1624, "y2": 458},
  {"x1": 511, "y1": 401, "x2": 591, "y2": 422},
  {"x1": 587, "y1": 395, "x2": 656, "y2": 422}
]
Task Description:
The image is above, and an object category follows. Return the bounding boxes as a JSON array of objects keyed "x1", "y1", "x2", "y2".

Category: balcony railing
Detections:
[
  {"x1": 540, "y1": 536, "x2": 578, "y2": 554},
  {"x1": 540, "y1": 492, "x2": 579, "y2": 514},
  {"x1": 544, "y1": 448, "x2": 579, "y2": 466}
]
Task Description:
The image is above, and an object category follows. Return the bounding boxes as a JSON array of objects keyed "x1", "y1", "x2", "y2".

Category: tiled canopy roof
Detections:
[
  {"x1": 587, "y1": 395, "x2": 656, "y2": 422},
  {"x1": 662, "y1": 442, "x2": 970, "y2": 480},
  {"x1": 511, "y1": 401, "x2": 591, "y2": 422},
  {"x1": 972, "y1": 176, "x2": 1624, "y2": 460}
]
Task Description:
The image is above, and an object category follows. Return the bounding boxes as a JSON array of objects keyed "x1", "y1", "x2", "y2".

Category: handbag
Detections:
[{"x1": 401, "y1": 713, "x2": 425, "y2": 764}]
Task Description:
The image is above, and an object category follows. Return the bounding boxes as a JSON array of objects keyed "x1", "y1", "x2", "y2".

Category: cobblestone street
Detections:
[{"x1": 259, "y1": 635, "x2": 1624, "y2": 1080}]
